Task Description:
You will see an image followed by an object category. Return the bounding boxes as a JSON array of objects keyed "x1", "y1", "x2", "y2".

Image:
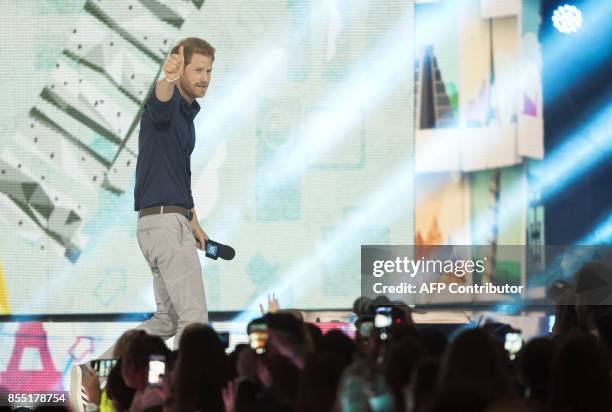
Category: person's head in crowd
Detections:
[
  {"x1": 305, "y1": 322, "x2": 324, "y2": 351},
  {"x1": 547, "y1": 279, "x2": 580, "y2": 339},
  {"x1": 390, "y1": 301, "x2": 415, "y2": 327},
  {"x1": 277, "y1": 308, "x2": 304, "y2": 321},
  {"x1": 405, "y1": 358, "x2": 439, "y2": 412},
  {"x1": 438, "y1": 328, "x2": 514, "y2": 402},
  {"x1": 574, "y1": 261, "x2": 612, "y2": 335},
  {"x1": 80, "y1": 329, "x2": 141, "y2": 412},
  {"x1": 352, "y1": 295, "x2": 413, "y2": 325},
  {"x1": 552, "y1": 303, "x2": 579, "y2": 339},
  {"x1": 174, "y1": 322, "x2": 232, "y2": 412},
  {"x1": 515, "y1": 337, "x2": 554, "y2": 405},
  {"x1": 257, "y1": 353, "x2": 301, "y2": 409},
  {"x1": 229, "y1": 343, "x2": 249, "y2": 376},
  {"x1": 112, "y1": 329, "x2": 141, "y2": 359},
  {"x1": 548, "y1": 332, "x2": 612, "y2": 412},
  {"x1": 236, "y1": 346, "x2": 259, "y2": 382},
  {"x1": 263, "y1": 312, "x2": 312, "y2": 369},
  {"x1": 121, "y1": 330, "x2": 170, "y2": 391},
  {"x1": 416, "y1": 327, "x2": 447, "y2": 359},
  {"x1": 320, "y1": 329, "x2": 355, "y2": 365},
  {"x1": 383, "y1": 337, "x2": 426, "y2": 412},
  {"x1": 106, "y1": 358, "x2": 135, "y2": 412},
  {"x1": 294, "y1": 353, "x2": 348, "y2": 412},
  {"x1": 481, "y1": 322, "x2": 518, "y2": 342}
]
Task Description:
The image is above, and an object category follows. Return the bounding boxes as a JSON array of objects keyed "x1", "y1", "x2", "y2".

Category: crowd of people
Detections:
[
  {"x1": 7, "y1": 262, "x2": 612, "y2": 412},
  {"x1": 68, "y1": 270, "x2": 612, "y2": 412}
]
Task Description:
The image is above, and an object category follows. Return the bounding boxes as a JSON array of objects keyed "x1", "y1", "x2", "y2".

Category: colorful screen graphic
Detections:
[
  {"x1": 0, "y1": 0, "x2": 415, "y2": 315},
  {"x1": 0, "y1": 0, "x2": 553, "y2": 396}
]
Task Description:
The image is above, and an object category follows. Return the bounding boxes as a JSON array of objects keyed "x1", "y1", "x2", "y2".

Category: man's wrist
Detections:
[{"x1": 190, "y1": 219, "x2": 201, "y2": 230}]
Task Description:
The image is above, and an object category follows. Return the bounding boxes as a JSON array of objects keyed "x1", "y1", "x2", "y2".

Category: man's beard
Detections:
[{"x1": 193, "y1": 83, "x2": 206, "y2": 96}]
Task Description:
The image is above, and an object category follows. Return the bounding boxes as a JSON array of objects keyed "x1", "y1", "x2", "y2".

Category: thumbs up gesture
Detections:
[{"x1": 163, "y1": 45, "x2": 184, "y2": 82}]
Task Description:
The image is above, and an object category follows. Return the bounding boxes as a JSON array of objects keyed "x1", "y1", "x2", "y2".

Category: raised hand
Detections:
[
  {"x1": 259, "y1": 292, "x2": 280, "y2": 315},
  {"x1": 163, "y1": 45, "x2": 184, "y2": 82},
  {"x1": 222, "y1": 378, "x2": 239, "y2": 412}
]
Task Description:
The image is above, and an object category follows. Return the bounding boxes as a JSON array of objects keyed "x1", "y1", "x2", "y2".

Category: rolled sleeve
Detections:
[{"x1": 145, "y1": 88, "x2": 179, "y2": 125}]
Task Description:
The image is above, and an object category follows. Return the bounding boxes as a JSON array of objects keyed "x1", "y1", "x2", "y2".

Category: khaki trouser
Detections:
[
  {"x1": 136, "y1": 212, "x2": 208, "y2": 346},
  {"x1": 99, "y1": 213, "x2": 207, "y2": 357}
]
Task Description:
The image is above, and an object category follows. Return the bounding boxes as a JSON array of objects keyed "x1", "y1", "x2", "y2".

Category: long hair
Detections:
[
  {"x1": 437, "y1": 328, "x2": 514, "y2": 401},
  {"x1": 173, "y1": 323, "x2": 232, "y2": 412},
  {"x1": 548, "y1": 333, "x2": 612, "y2": 412}
]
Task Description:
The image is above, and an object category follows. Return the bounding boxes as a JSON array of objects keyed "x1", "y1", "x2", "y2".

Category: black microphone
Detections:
[{"x1": 203, "y1": 239, "x2": 235, "y2": 260}]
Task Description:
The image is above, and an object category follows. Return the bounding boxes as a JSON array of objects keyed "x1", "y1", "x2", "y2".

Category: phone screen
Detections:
[
  {"x1": 148, "y1": 355, "x2": 166, "y2": 386},
  {"x1": 374, "y1": 307, "x2": 392, "y2": 328},
  {"x1": 90, "y1": 359, "x2": 118, "y2": 378},
  {"x1": 504, "y1": 333, "x2": 523, "y2": 360},
  {"x1": 249, "y1": 323, "x2": 268, "y2": 355}
]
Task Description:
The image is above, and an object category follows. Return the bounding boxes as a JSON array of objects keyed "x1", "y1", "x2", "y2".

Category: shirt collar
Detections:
[{"x1": 176, "y1": 88, "x2": 201, "y2": 119}]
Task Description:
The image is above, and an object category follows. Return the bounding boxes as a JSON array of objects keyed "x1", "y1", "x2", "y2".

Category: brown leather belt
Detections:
[{"x1": 138, "y1": 205, "x2": 193, "y2": 221}]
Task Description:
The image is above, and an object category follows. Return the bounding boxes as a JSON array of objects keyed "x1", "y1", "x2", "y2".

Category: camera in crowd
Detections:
[{"x1": 352, "y1": 295, "x2": 413, "y2": 342}]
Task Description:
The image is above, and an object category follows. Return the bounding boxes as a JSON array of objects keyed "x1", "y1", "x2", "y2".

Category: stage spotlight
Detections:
[{"x1": 552, "y1": 4, "x2": 583, "y2": 34}]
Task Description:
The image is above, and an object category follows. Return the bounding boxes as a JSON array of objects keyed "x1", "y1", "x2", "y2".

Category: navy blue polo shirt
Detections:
[{"x1": 134, "y1": 87, "x2": 200, "y2": 211}]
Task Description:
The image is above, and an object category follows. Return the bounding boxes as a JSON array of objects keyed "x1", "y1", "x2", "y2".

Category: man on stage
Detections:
[
  {"x1": 70, "y1": 37, "x2": 215, "y2": 411},
  {"x1": 133, "y1": 37, "x2": 214, "y2": 346}
]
